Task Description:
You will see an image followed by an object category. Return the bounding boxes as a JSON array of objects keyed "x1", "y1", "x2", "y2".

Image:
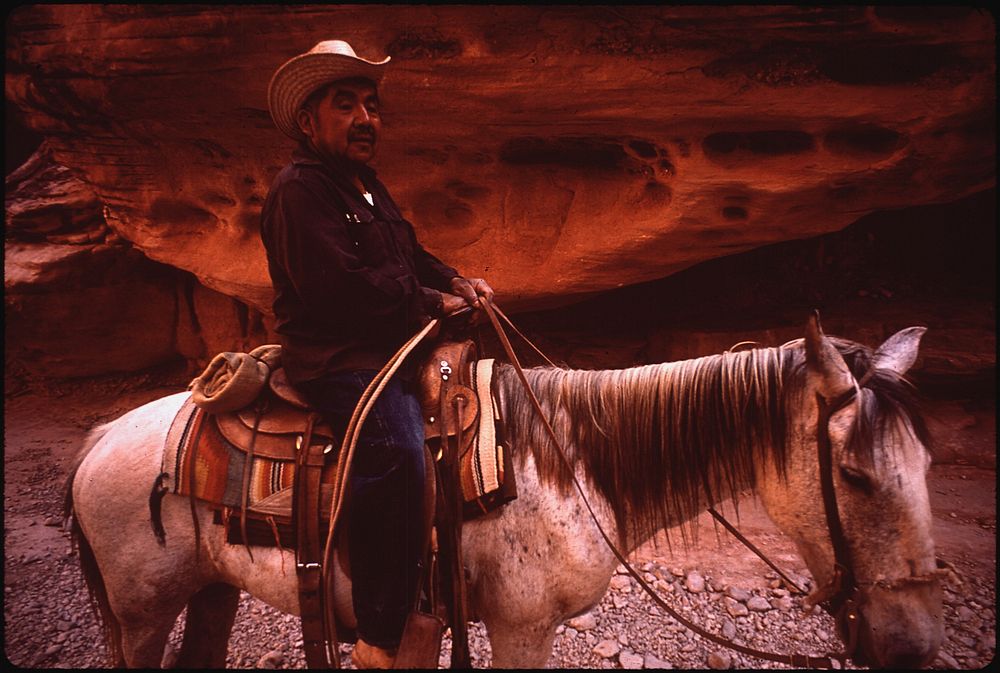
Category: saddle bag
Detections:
[{"x1": 188, "y1": 345, "x2": 281, "y2": 413}]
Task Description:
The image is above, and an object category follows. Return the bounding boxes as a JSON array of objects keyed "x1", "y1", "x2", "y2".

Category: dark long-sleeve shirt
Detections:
[{"x1": 261, "y1": 143, "x2": 459, "y2": 384}]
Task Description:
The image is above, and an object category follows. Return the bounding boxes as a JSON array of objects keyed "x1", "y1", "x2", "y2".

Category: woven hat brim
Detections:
[{"x1": 268, "y1": 52, "x2": 390, "y2": 141}]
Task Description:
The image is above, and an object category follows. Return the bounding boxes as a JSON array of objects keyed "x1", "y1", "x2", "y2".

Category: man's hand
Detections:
[
  {"x1": 449, "y1": 277, "x2": 495, "y2": 309},
  {"x1": 440, "y1": 292, "x2": 470, "y2": 316}
]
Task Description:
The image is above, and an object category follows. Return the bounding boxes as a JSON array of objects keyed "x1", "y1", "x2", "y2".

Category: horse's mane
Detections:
[{"x1": 496, "y1": 337, "x2": 931, "y2": 546}]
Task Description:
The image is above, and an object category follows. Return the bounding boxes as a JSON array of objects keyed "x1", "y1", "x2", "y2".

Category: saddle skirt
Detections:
[
  {"x1": 162, "y1": 395, "x2": 335, "y2": 518},
  {"x1": 448, "y1": 358, "x2": 509, "y2": 506},
  {"x1": 159, "y1": 348, "x2": 515, "y2": 549}
]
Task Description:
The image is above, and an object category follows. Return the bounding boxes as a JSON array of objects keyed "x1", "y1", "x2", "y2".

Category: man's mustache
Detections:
[{"x1": 349, "y1": 126, "x2": 377, "y2": 143}]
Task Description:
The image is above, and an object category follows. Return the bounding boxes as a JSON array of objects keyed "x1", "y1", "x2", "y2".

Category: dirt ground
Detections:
[{"x1": 3, "y1": 368, "x2": 996, "y2": 667}]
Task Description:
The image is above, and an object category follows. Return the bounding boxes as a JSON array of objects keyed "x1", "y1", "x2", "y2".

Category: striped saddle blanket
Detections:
[
  {"x1": 158, "y1": 360, "x2": 515, "y2": 547},
  {"x1": 161, "y1": 396, "x2": 335, "y2": 519}
]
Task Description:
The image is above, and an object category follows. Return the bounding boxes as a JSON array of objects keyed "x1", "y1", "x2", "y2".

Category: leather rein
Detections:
[{"x1": 480, "y1": 302, "x2": 956, "y2": 669}]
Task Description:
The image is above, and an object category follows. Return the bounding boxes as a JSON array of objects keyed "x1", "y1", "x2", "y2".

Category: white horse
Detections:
[{"x1": 66, "y1": 316, "x2": 944, "y2": 668}]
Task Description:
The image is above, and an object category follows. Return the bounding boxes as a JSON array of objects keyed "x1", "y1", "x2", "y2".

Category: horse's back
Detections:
[
  {"x1": 73, "y1": 391, "x2": 190, "y2": 523},
  {"x1": 78, "y1": 391, "x2": 190, "y2": 465}
]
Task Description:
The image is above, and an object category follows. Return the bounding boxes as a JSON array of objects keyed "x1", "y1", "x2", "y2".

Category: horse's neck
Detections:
[{"x1": 500, "y1": 350, "x2": 789, "y2": 554}]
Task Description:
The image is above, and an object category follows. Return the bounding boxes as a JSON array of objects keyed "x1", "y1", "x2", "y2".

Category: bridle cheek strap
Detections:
[
  {"x1": 814, "y1": 386, "x2": 863, "y2": 661},
  {"x1": 814, "y1": 380, "x2": 961, "y2": 663}
]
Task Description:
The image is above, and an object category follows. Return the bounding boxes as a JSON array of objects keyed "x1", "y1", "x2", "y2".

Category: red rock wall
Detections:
[
  {"x1": 4, "y1": 6, "x2": 995, "y2": 400},
  {"x1": 6, "y1": 6, "x2": 995, "y2": 312},
  {"x1": 5, "y1": 147, "x2": 273, "y2": 378}
]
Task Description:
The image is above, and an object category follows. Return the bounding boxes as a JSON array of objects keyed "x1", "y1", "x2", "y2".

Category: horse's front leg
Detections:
[
  {"x1": 471, "y1": 534, "x2": 611, "y2": 669},
  {"x1": 485, "y1": 616, "x2": 559, "y2": 669},
  {"x1": 464, "y1": 465, "x2": 618, "y2": 668}
]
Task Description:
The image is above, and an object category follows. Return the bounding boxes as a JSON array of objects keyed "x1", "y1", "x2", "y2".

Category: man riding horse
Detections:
[{"x1": 261, "y1": 39, "x2": 494, "y2": 668}]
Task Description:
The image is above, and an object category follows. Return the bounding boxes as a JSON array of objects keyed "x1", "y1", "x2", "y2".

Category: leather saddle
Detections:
[
  {"x1": 213, "y1": 367, "x2": 336, "y2": 462},
  {"x1": 420, "y1": 340, "x2": 480, "y2": 448},
  {"x1": 212, "y1": 340, "x2": 480, "y2": 464}
]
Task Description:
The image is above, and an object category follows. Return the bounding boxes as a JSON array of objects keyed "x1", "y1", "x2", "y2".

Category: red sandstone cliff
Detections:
[{"x1": 5, "y1": 6, "x2": 995, "y2": 381}]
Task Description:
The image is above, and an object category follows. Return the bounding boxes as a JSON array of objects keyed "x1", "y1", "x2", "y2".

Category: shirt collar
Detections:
[{"x1": 291, "y1": 142, "x2": 377, "y2": 183}]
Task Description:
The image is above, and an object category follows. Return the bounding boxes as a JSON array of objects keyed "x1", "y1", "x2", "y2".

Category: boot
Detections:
[{"x1": 352, "y1": 639, "x2": 397, "y2": 669}]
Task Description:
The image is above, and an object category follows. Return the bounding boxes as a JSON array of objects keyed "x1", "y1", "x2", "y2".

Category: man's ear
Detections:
[{"x1": 296, "y1": 108, "x2": 315, "y2": 140}]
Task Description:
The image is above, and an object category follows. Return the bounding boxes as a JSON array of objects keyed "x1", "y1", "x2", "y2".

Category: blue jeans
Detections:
[{"x1": 299, "y1": 371, "x2": 426, "y2": 650}]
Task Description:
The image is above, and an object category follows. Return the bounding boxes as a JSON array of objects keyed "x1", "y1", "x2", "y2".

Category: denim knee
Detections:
[
  {"x1": 349, "y1": 381, "x2": 425, "y2": 480},
  {"x1": 299, "y1": 371, "x2": 424, "y2": 479}
]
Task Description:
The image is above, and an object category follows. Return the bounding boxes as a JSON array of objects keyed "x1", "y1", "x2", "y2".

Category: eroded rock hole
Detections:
[
  {"x1": 703, "y1": 131, "x2": 815, "y2": 159},
  {"x1": 818, "y1": 44, "x2": 959, "y2": 85},
  {"x1": 499, "y1": 137, "x2": 630, "y2": 171},
  {"x1": 6, "y1": 101, "x2": 43, "y2": 175},
  {"x1": 722, "y1": 206, "x2": 748, "y2": 221},
  {"x1": 149, "y1": 198, "x2": 216, "y2": 228},
  {"x1": 628, "y1": 140, "x2": 658, "y2": 159},
  {"x1": 825, "y1": 124, "x2": 904, "y2": 157},
  {"x1": 644, "y1": 181, "x2": 672, "y2": 206}
]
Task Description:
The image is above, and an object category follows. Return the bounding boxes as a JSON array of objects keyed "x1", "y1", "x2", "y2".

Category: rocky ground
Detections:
[{"x1": 3, "y1": 369, "x2": 995, "y2": 669}]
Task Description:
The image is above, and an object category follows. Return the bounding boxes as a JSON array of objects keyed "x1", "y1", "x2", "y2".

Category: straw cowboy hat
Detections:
[{"x1": 268, "y1": 39, "x2": 390, "y2": 141}]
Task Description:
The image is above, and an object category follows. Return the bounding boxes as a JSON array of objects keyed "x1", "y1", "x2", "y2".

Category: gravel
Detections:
[{"x1": 4, "y1": 468, "x2": 995, "y2": 668}]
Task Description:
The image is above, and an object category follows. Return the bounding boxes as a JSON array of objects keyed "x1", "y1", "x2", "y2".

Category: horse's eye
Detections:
[{"x1": 839, "y1": 464, "x2": 876, "y2": 494}]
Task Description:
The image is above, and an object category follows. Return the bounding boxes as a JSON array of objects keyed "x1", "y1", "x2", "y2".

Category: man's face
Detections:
[{"x1": 297, "y1": 78, "x2": 381, "y2": 165}]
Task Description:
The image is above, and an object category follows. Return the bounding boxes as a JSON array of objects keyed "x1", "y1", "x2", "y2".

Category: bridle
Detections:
[
  {"x1": 811, "y1": 376, "x2": 958, "y2": 664},
  {"x1": 814, "y1": 383, "x2": 866, "y2": 660}
]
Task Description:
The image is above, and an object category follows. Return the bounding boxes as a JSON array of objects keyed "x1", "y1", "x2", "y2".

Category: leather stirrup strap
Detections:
[
  {"x1": 295, "y1": 413, "x2": 332, "y2": 668},
  {"x1": 238, "y1": 399, "x2": 267, "y2": 563},
  {"x1": 437, "y1": 377, "x2": 471, "y2": 669},
  {"x1": 391, "y1": 447, "x2": 446, "y2": 669},
  {"x1": 481, "y1": 301, "x2": 848, "y2": 669},
  {"x1": 186, "y1": 412, "x2": 207, "y2": 561},
  {"x1": 451, "y1": 395, "x2": 471, "y2": 668}
]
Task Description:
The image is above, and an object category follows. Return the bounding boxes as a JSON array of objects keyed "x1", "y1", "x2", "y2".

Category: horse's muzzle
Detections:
[{"x1": 844, "y1": 584, "x2": 943, "y2": 669}]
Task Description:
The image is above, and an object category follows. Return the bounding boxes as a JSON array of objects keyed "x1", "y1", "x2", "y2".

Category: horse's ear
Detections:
[
  {"x1": 872, "y1": 326, "x2": 927, "y2": 375},
  {"x1": 805, "y1": 311, "x2": 854, "y2": 396}
]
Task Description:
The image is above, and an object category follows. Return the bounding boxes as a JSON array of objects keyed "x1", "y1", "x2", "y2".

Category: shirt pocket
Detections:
[
  {"x1": 344, "y1": 211, "x2": 388, "y2": 267},
  {"x1": 386, "y1": 218, "x2": 416, "y2": 263}
]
